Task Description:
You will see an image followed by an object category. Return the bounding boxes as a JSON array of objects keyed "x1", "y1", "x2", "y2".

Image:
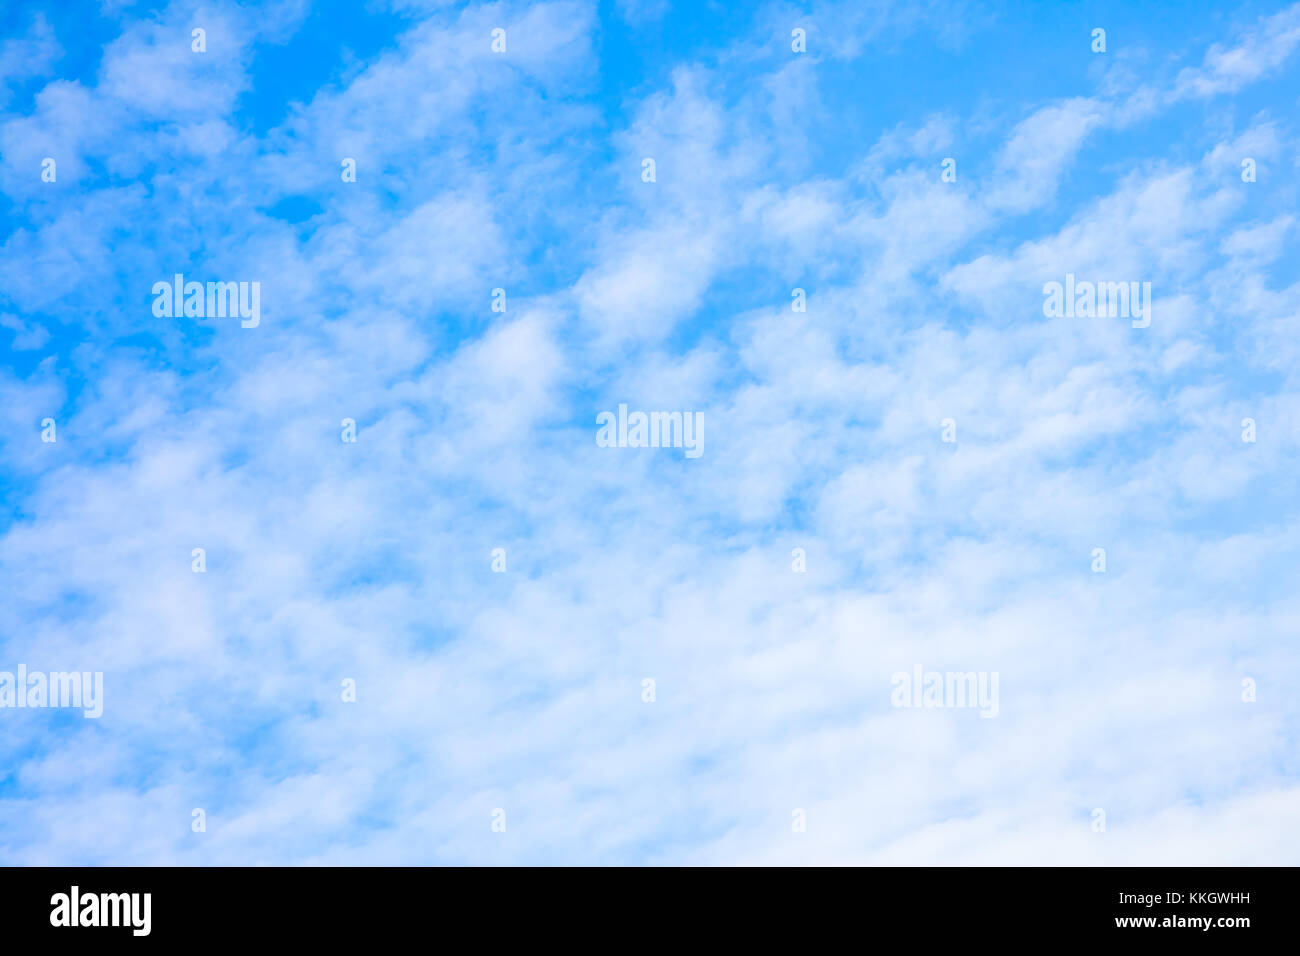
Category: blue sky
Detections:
[{"x1": 1, "y1": 0, "x2": 1298, "y2": 864}]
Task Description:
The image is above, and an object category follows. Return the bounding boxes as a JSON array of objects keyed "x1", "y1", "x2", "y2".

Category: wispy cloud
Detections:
[{"x1": 1, "y1": 0, "x2": 1298, "y2": 865}]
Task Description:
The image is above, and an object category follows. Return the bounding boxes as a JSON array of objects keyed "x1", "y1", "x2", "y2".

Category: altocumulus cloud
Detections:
[{"x1": 0, "y1": 0, "x2": 1299, "y2": 864}]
